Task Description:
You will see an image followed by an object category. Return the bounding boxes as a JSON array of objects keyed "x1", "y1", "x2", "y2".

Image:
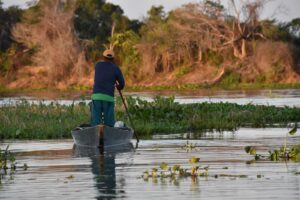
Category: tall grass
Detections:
[
  {"x1": 1, "y1": 97, "x2": 300, "y2": 140},
  {"x1": 0, "y1": 101, "x2": 90, "y2": 139}
]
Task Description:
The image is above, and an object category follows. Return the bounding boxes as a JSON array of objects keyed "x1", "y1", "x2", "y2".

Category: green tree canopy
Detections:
[
  {"x1": 74, "y1": 0, "x2": 141, "y2": 60},
  {"x1": 0, "y1": 1, "x2": 22, "y2": 51}
]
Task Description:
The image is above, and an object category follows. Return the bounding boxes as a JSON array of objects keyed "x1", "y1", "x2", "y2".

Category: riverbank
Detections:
[
  {"x1": 1, "y1": 82, "x2": 300, "y2": 100},
  {"x1": 0, "y1": 97, "x2": 299, "y2": 140}
]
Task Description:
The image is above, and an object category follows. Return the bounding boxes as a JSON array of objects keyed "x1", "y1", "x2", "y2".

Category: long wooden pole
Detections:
[{"x1": 118, "y1": 89, "x2": 140, "y2": 143}]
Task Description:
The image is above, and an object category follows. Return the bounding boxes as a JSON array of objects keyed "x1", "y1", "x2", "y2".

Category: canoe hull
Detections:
[{"x1": 71, "y1": 125, "x2": 134, "y2": 148}]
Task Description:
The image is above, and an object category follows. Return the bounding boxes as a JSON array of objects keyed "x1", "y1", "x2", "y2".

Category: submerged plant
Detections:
[
  {"x1": 0, "y1": 145, "x2": 16, "y2": 184},
  {"x1": 245, "y1": 124, "x2": 300, "y2": 162},
  {"x1": 0, "y1": 145, "x2": 28, "y2": 184}
]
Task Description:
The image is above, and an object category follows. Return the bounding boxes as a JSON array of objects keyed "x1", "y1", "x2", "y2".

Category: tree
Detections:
[
  {"x1": 0, "y1": 2, "x2": 22, "y2": 51},
  {"x1": 286, "y1": 18, "x2": 300, "y2": 46},
  {"x1": 12, "y1": 0, "x2": 88, "y2": 84},
  {"x1": 137, "y1": 6, "x2": 179, "y2": 76},
  {"x1": 74, "y1": 0, "x2": 140, "y2": 61},
  {"x1": 0, "y1": 1, "x2": 23, "y2": 75},
  {"x1": 110, "y1": 30, "x2": 140, "y2": 82},
  {"x1": 170, "y1": 0, "x2": 267, "y2": 60}
]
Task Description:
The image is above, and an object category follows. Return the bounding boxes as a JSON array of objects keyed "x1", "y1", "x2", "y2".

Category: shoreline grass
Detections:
[
  {"x1": 126, "y1": 82, "x2": 300, "y2": 91},
  {"x1": 1, "y1": 82, "x2": 300, "y2": 96},
  {"x1": 0, "y1": 97, "x2": 300, "y2": 140}
]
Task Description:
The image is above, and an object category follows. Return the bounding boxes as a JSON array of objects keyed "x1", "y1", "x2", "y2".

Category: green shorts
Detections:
[{"x1": 91, "y1": 100, "x2": 115, "y2": 127}]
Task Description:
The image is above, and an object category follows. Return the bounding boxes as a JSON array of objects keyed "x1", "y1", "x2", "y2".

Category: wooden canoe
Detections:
[{"x1": 71, "y1": 124, "x2": 134, "y2": 148}]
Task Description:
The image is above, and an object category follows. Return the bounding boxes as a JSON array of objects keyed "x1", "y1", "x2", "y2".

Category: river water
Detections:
[
  {"x1": 0, "y1": 89, "x2": 300, "y2": 199},
  {"x1": 0, "y1": 128, "x2": 300, "y2": 200},
  {"x1": 1, "y1": 89, "x2": 300, "y2": 107}
]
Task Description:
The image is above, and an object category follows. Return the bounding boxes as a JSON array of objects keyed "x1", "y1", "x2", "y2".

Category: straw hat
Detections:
[{"x1": 103, "y1": 49, "x2": 114, "y2": 59}]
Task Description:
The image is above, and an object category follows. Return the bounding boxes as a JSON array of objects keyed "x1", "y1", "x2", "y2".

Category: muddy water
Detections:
[{"x1": 1, "y1": 128, "x2": 300, "y2": 200}]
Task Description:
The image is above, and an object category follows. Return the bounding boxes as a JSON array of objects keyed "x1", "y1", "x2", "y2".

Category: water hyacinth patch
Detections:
[
  {"x1": 245, "y1": 125, "x2": 300, "y2": 162},
  {"x1": 141, "y1": 157, "x2": 250, "y2": 185},
  {"x1": 142, "y1": 157, "x2": 209, "y2": 184}
]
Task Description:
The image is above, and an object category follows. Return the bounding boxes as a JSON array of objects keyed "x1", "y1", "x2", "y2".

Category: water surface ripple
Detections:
[{"x1": 1, "y1": 128, "x2": 300, "y2": 199}]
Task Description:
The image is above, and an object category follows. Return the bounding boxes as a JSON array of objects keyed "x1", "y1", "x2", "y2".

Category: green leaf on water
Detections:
[
  {"x1": 257, "y1": 174, "x2": 263, "y2": 178},
  {"x1": 270, "y1": 152, "x2": 277, "y2": 161},
  {"x1": 172, "y1": 165, "x2": 181, "y2": 171},
  {"x1": 189, "y1": 157, "x2": 200, "y2": 164},
  {"x1": 152, "y1": 168, "x2": 158, "y2": 177},
  {"x1": 245, "y1": 146, "x2": 256, "y2": 155},
  {"x1": 66, "y1": 175, "x2": 74, "y2": 179},
  {"x1": 152, "y1": 168, "x2": 158, "y2": 172},
  {"x1": 289, "y1": 126, "x2": 297, "y2": 136},
  {"x1": 246, "y1": 160, "x2": 256, "y2": 164},
  {"x1": 250, "y1": 147, "x2": 257, "y2": 155},
  {"x1": 254, "y1": 154, "x2": 260, "y2": 160},
  {"x1": 244, "y1": 146, "x2": 251, "y2": 153},
  {"x1": 160, "y1": 162, "x2": 169, "y2": 170}
]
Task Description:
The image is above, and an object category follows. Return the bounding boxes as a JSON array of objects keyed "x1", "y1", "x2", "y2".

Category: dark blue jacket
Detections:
[{"x1": 93, "y1": 61, "x2": 125, "y2": 97}]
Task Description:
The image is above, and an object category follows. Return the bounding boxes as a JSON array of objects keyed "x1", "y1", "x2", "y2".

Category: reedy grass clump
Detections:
[
  {"x1": 0, "y1": 100, "x2": 90, "y2": 139},
  {"x1": 1, "y1": 97, "x2": 300, "y2": 139}
]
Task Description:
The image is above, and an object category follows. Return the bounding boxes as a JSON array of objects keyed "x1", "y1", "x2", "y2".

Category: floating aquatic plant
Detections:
[
  {"x1": 142, "y1": 157, "x2": 209, "y2": 185},
  {"x1": 245, "y1": 124, "x2": 300, "y2": 162},
  {"x1": 142, "y1": 157, "x2": 208, "y2": 185},
  {"x1": 142, "y1": 157, "x2": 250, "y2": 185}
]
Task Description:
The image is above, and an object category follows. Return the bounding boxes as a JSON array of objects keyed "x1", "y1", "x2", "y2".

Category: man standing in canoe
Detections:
[{"x1": 91, "y1": 49, "x2": 125, "y2": 127}]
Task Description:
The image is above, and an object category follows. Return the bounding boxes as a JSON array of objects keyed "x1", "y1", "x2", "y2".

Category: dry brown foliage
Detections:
[
  {"x1": 252, "y1": 41, "x2": 300, "y2": 83},
  {"x1": 136, "y1": 0, "x2": 269, "y2": 84},
  {"x1": 12, "y1": 0, "x2": 89, "y2": 86},
  {"x1": 134, "y1": 0, "x2": 300, "y2": 86},
  {"x1": 171, "y1": 0, "x2": 267, "y2": 60}
]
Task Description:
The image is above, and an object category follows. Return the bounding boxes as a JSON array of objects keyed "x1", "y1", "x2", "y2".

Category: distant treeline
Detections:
[{"x1": 0, "y1": 0, "x2": 300, "y2": 89}]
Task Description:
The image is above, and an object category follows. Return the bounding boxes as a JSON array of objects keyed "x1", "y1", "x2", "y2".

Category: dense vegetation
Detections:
[
  {"x1": 0, "y1": 97, "x2": 300, "y2": 139},
  {"x1": 0, "y1": 0, "x2": 299, "y2": 90}
]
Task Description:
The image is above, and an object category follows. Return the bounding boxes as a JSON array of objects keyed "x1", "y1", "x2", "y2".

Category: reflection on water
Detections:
[
  {"x1": 73, "y1": 144, "x2": 134, "y2": 199},
  {"x1": 91, "y1": 155, "x2": 117, "y2": 199},
  {"x1": 0, "y1": 128, "x2": 300, "y2": 199}
]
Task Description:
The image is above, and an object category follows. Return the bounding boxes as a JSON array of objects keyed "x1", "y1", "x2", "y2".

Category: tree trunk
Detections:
[
  {"x1": 233, "y1": 39, "x2": 247, "y2": 59},
  {"x1": 198, "y1": 47, "x2": 203, "y2": 63},
  {"x1": 241, "y1": 39, "x2": 247, "y2": 58}
]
